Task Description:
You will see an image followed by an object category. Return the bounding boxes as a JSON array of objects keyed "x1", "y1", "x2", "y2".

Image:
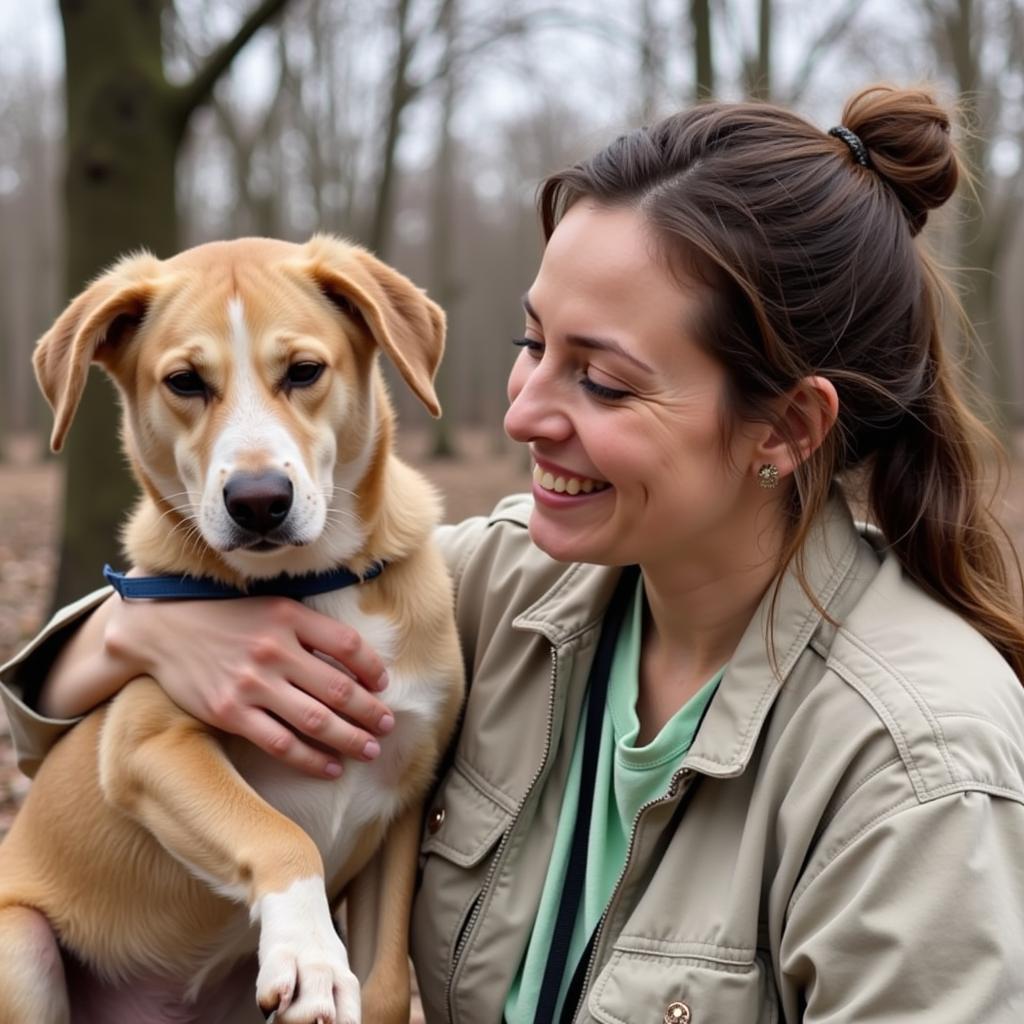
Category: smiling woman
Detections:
[
  {"x1": 4, "y1": 85, "x2": 1024, "y2": 1024},
  {"x1": 505, "y1": 202, "x2": 809, "y2": 596}
]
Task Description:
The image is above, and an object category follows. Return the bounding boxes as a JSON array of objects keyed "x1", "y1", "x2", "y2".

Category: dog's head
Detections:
[{"x1": 34, "y1": 235, "x2": 444, "y2": 577}]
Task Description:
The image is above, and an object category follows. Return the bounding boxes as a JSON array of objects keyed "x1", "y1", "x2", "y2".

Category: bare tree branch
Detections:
[
  {"x1": 366, "y1": 0, "x2": 637, "y2": 253},
  {"x1": 785, "y1": 0, "x2": 864, "y2": 105},
  {"x1": 210, "y1": 31, "x2": 293, "y2": 235},
  {"x1": 171, "y1": 0, "x2": 292, "y2": 133},
  {"x1": 416, "y1": 5, "x2": 637, "y2": 95}
]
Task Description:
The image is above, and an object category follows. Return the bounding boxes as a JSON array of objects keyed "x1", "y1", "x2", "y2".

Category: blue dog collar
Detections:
[{"x1": 103, "y1": 562, "x2": 385, "y2": 600}]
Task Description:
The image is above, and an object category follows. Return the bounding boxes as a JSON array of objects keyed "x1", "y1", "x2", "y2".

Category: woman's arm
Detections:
[
  {"x1": 38, "y1": 593, "x2": 134, "y2": 717},
  {"x1": 780, "y1": 791, "x2": 1024, "y2": 1020},
  {"x1": 6, "y1": 509, "x2": 496, "y2": 780},
  {"x1": 34, "y1": 591, "x2": 396, "y2": 779}
]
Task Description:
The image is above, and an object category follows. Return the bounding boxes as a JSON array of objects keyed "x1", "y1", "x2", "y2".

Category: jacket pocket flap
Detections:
[
  {"x1": 589, "y1": 946, "x2": 774, "y2": 1024},
  {"x1": 421, "y1": 764, "x2": 513, "y2": 867}
]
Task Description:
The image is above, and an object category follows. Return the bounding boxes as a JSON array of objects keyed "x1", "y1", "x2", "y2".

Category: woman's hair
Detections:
[{"x1": 538, "y1": 84, "x2": 1024, "y2": 680}]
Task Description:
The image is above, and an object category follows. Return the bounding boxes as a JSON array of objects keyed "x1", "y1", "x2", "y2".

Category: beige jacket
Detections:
[{"x1": 4, "y1": 495, "x2": 1024, "y2": 1023}]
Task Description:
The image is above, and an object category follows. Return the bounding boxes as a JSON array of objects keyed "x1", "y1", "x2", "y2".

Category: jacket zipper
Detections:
[
  {"x1": 569, "y1": 765, "x2": 695, "y2": 1023},
  {"x1": 445, "y1": 645, "x2": 561, "y2": 1022}
]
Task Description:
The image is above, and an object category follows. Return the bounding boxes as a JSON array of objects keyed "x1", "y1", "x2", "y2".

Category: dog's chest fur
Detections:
[{"x1": 225, "y1": 586, "x2": 441, "y2": 888}]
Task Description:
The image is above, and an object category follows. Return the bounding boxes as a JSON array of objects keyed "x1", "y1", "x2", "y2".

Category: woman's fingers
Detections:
[
  {"x1": 249, "y1": 600, "x2": 394, "y2": 735},
  {"x1": 263, "y1": 677, "x2": 386, "y2": 764},
  {"x1": 286, "y1": 601, "x2": 390, "y2": 693},
  {"x1": 240, "y1": 708, "x2": 345, "y2": 780},
  {"x1": 308, "y1": 653, "x2": 396, "y2": 737}
]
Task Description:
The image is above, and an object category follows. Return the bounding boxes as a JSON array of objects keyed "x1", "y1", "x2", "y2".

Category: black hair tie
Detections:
[{"x1": 828, "y1": 125, "x2": 870, "y2": 168}]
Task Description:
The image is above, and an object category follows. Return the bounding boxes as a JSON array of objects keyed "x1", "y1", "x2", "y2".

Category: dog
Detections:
[{"x1": 0, "y1": 235, "x2": 465, "y2": 1024}]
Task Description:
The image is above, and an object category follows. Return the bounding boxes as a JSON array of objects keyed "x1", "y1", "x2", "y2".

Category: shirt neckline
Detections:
[{"x1": 609, "y1": 577, "x2": 725, "y2": 770}]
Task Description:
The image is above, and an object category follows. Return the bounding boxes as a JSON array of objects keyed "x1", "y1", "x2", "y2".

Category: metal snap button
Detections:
[
  {"x1": 664, "y1": 1002, "x2": 691, "y2": 1024},
  {"x1": 427, "y1": 807, "x2": 446, "y2": 834}
]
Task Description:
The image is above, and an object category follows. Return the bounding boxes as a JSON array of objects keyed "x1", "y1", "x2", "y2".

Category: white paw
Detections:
[{"x1": 255, "y1": 877, "x2": 361, "y2": 1024}]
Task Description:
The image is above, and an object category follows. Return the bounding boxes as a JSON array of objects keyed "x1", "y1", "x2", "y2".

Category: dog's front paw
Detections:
[
  {"x1": 256, "y1": 878, "x2": 361, "y2": 1024},
  {"x1": 256, "y1": 943, "x2": 360, "y2": 1024}
]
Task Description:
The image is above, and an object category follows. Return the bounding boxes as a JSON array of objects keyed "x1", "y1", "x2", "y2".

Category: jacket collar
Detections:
[
  {"x1": 512, "y1": 495, "x2": 869, "y2": 778},
  {"x1": 512, "y1": 559, "x2": 621, "y2": 647},
  {"x1": 686, "y1": 498, "x2": 865, "y2": 776}
]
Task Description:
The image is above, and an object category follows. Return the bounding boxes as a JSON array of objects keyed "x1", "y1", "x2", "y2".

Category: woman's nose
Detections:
[{"x1": 504, "y1": 361, "x2": 572, "y2": 444}]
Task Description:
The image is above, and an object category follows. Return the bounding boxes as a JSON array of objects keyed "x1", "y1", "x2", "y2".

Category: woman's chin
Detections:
[
  {"x1": 527, "y1": 515, "x2": 578, "y2": 564},
  {"x1": 527, "y1": 513, "x2": 614, "y2": 566}
]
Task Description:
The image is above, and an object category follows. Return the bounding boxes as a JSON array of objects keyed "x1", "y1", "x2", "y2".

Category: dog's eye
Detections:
[
  {"x1": 285, "y1": 362, "x2": 324, "y2": 388},
  {"x1": 165, "y1": 370, "x2": 207, "y2": 397}
]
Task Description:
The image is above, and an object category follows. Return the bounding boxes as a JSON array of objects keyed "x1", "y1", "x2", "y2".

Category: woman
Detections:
[{"x1": 5, "y1": 85, "x2": 1024, "y2": 1022}]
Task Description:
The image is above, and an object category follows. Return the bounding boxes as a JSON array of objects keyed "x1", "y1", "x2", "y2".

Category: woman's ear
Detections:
[{"x1": 752, "y1": 376, "x2": 839, "y2": 483}]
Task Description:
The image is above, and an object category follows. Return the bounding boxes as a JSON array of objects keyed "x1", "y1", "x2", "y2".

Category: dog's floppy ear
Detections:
[
  {"x1": 297, "y1": 235, "x2": 445, "y2": 417},
  {"x1": 34, "y1": 252, "x2": 164, "y2": 451}
]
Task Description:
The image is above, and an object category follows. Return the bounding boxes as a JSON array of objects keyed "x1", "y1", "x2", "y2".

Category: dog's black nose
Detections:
[{"x1": 223, "y1": 472, "x2": 293, "y2": 535}]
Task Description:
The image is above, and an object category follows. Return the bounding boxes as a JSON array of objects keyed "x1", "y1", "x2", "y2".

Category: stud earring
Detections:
[{"x1": 757, "y1": 464, "x2": 780, "y2": 489}]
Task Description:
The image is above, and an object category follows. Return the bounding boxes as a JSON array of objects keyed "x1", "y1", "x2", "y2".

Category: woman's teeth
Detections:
[{"x1": 533, "y1": 464, "x2": 607, "y2": 495}]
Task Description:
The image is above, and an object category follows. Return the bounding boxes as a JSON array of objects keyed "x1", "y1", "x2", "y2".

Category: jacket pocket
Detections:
[
  {"x1": 418, "y1": 761, "x2": 513, "y2": 865},
  {"x1": 587, "y1": 944, "x2": 778, "y2": 1024},
  {"x1": 411, "y1": 763, "x2": 514, "y2": 1022}
]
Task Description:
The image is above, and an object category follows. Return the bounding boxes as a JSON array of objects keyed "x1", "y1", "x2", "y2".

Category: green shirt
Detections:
[{"x1": 504, "y1": 580, "x2": 723, "y2": 1023}]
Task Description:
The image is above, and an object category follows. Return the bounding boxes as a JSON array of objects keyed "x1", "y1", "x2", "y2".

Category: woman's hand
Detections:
[{"x1": 42, "y1": 593, "x2": 393, "y2": 779}]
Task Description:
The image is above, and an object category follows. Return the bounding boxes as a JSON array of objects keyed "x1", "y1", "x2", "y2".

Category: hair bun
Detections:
[{"x1": 840, "y1": 85, "x2": 959, "y2": 236}]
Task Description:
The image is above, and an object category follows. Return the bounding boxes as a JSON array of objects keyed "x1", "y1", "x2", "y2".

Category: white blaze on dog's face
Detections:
[
  {"x1": 142, "y1": 282, "x2": 370, "y2": 577},
  {"x1": 34, "y1": 236, "x2": 444, "y2": 579}
]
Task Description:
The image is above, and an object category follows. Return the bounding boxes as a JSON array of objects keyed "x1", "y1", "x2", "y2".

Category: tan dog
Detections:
[{"x1": 0, "y1": 236, "x2": 465, "y2": 1024}]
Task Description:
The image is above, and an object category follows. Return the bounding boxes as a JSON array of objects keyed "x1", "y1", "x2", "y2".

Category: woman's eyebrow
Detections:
[{"x1": 521, "y1": 292, "x2": 655, "y2": 375}]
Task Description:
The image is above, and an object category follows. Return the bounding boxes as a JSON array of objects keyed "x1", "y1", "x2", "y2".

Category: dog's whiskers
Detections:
[
  {"x1": 325, "y1": 506, "x2": 358, "y2": 523},
  {"x1": 154, "y1": 501, "x2": 200, "y2": 531}
]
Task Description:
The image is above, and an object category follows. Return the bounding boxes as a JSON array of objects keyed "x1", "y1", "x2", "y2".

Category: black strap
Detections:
[
  {"x1": 560, "y1": 928, "x2": 598, "y2": 1024},
  {"x1": 533, "y1": 565, "x2": 639, "y2": 1024}
]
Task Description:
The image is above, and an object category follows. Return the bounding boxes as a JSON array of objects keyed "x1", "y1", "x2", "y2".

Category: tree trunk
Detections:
[
  {"x1": 56, "y1": 0, "x2": 179, "y2": 606},
  {"x1": 429, "y1": 0, "x2": 459, "y2": 459},
  {"x1": 53, "y1": 0, "x2": 290, "y2": 608},
  {"x1": 936, "y1": 0, "x2": 1017, "y2": 429},
  {"x1": 959, "y1": 184, "x2": 1015, "y2": 421},
  {"x1": 691, "y1": 0, "x2": 714, "y2": 100},
  {"x1": 754, "y1": 0, "x2": 772, "y2": 99},
  {"x1": 637, "y1": 0, "x2": 662, "y2": 119},
  {"x1": 367, "y1": 0, "x2": 415, "y2": 257}
]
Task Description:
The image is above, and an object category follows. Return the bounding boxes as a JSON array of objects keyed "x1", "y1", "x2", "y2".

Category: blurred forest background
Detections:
[
  {"x1": 2, "y1": 4, "x2": 1024, "y2": 1014},
  {"x1": 4, "y1": 0, "x2": 1024, "y2": 765},
  {"x1": 3, "y1": 0, "x2": 1024, "y2": 609}
]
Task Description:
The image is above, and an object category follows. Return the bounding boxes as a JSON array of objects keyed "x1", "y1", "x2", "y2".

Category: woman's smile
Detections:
[{"x1": 531, "y1": 456, "x2": 610, "y2": 505}]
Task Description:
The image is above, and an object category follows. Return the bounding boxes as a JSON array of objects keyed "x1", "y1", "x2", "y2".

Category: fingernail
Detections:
[
  {"x1": 324, "y1": 762, "x2": 343, "y2": 778},
  {"x1": 375, "y1": 671, "x2": 389, "y2": 691},
  {"x1": 362, "y1": 740, "x2": 381, "y2": 760},
  {"x1": 378, "y1": 713, "x2": 395, "y2": 734}
]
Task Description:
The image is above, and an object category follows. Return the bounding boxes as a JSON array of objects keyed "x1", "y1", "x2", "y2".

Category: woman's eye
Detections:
[
  {"x1": 164, "y1": 370, "x2": 207, "y2": 397},
  {"x1": 512, "y1": 336, "x2": 544, "y2": 356},
  {"x1": 285, "y1": 362, "x2": 325, "y2": 388},
  {"x1": 580, "y1": 376, "x2": 631, "y2": 401}
]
